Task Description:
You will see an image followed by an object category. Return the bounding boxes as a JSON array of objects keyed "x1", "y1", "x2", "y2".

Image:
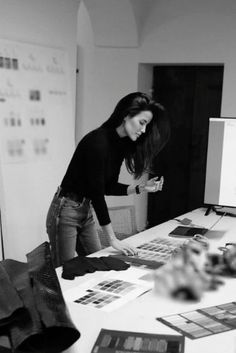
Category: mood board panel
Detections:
[
  {"x1": 0, "y1": 38, "x2": 74, "y2": 261},
  {"x1": 0, "y1": 38, "x2": 70, "y2": 164}
]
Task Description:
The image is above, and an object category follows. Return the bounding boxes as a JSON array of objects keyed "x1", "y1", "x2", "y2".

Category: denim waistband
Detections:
[{"x1": 56, "y1": 187, "x2": 89, "y2": 204}]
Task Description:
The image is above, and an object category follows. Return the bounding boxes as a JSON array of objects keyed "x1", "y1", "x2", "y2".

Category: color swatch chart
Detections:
[
  {"x1": 114, "y1": 237, "x2": 186, "y2": 269},
  {"x1": 64, "y1": 275, "x2": 152, "y2": 312},
  {"x1": 136, "y1": 237, "x2": 186, "y2": 262},
  {"x1": 75, "y1": 280, "x2": 136, "y2": 309},
  {"x1": 91, "y1": 329, "x2": 185, "y2": 353},
  {"x1": 157, "y1": 301, "x2": 236, "y2": 339},
  {"x1": 94, "y1": 279, "x2": 136, "y2": 295}
]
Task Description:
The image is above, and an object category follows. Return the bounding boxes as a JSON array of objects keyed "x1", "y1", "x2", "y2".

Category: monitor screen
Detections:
[{"x1": 204, "y1": 117, "x2": 236, "y2": 207}]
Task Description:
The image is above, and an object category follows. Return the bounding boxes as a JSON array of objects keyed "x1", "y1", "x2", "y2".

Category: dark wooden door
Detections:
[{"x1": 148, "y1": 65, "x2": 224, "y2": 227}]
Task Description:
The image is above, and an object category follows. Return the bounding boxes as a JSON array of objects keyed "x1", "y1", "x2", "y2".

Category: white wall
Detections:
[
  {"x1": 0, "y1": 0, "x2": 78, "y2": 260},
  {"x1": 0, "y1": 0, "x2": 78, "y2": 108},
  {"x1": 77, "y1": 0, "x2": 139, "y2": 136},
  {"x1": 77, "y1": 1, "x2": 147, "y2": 231}
]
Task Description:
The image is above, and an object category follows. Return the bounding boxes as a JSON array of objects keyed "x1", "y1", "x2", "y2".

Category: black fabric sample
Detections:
[
  {"x1": 61, "y1": 256, "x2": 97, "y2": 279},
  {"x1": 0, "y1": 242, "x2": 80, "y2": 353},
  {"x1": 100, "y1": 256, "x2": 131, "y2": 271},
  {"x1": 62, "y1": 255, "x2": 130, "y2": 280}
]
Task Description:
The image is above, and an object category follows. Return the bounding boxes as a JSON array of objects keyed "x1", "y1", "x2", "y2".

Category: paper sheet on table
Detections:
[{"x1": 63, "y1": 271, "x2": 153, "y2": 312}]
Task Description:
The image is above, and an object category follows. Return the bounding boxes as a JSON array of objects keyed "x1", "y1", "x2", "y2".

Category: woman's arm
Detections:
[{"x1": 100, "y1": 223, "x2": 138, "y2": 256}]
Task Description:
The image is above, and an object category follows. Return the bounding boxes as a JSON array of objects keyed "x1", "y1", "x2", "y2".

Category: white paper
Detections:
[{"x1": 63, "y1": 271, "x2": 152, "y2": 312}]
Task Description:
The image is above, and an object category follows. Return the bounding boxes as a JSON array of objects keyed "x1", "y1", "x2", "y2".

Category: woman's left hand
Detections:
[
  {"x1": 110, "y1": 238, "x2": 138, "y2": 256},
  {"x1": 143, "y1": 176, "x2": 164, "y2": 193}
]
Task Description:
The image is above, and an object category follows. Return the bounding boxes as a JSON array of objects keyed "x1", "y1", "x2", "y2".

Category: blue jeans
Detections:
[{"x1": 46, "y1": 188, "x2": 102, "y2": 267}]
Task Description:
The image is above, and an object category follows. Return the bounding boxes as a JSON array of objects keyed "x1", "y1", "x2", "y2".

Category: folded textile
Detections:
[
  {"x1": 0, "y1": 242, "x2": 80, "y2": 353},
  {"x1": 100, "y1": 256, "x2": 131, "y2": 270},
  {"x1": 62, "y1": 255, "x2": 130, "y2": 280}
]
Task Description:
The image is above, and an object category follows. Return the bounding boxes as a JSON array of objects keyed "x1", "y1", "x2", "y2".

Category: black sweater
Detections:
[{"x1": 61, "y1": 127, "x2": 131, "y2": 225}]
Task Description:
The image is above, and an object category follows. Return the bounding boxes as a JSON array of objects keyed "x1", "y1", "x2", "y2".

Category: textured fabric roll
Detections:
[
  {"x1": 2, "y1": 259, "x2": 42, "y2": 352},
  {"x1": 0, "y1": 263, "x2": 25, "y2": 329},
  {"x1": 0, "y1": 242, "x2": 80, "y2": 353}
]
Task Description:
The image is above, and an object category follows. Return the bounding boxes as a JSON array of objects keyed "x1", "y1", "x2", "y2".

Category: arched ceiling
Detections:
[
  {"x1": 78, "y1": 0, "x2": 157, "y2": 47},
  {"x1": 129, "y1": 0, "x2": 157, "y2": 35}
]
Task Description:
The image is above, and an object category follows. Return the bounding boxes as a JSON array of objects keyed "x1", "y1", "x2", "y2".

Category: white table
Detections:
[{"x1": 59, "y1": 208, "x2": 236, "y2": 353}]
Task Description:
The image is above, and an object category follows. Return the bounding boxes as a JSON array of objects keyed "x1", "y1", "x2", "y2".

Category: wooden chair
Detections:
[
  {"x1": 95, "y1": 205, "x2": 137, "y2": 248},
  {"x1": 0, "y1": 336, "x2": 11, "y2": 353}
]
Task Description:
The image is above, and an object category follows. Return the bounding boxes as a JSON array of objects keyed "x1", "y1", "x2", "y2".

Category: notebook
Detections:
[{"x1": 169, "y1": 226, "x2": 208, "y2": 238}]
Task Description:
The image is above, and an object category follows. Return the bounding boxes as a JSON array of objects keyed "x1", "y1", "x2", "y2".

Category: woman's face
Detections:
[{"x1": 124, "y1": 110, "x2": 153, "y2": 141}]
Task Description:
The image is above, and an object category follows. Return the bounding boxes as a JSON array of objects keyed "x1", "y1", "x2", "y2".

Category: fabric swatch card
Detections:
[
  {"x1": 157, "y1": 301, "x2": 236, "y2": 339},
  {"x1": 91, "y1": 329, "x2": 184, "y2": 353}
]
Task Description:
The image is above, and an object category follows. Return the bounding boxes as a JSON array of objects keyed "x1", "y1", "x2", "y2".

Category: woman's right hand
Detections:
[{"x1": 110, "y1": 238, "x2": 138, "y2": 256}]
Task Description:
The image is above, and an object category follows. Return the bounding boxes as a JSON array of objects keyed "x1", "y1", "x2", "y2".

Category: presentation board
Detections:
[
  {"x1": 0, "y1": 38, "x2": 75, "y2": 260},
  {"x1": 204, "y1": 117, "x2": 236, "y2": 208}
]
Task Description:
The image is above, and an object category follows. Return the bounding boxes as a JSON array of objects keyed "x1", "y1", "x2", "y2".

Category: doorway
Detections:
[{"x1": 148, "y1": 65, "x2": 224, "y2": 227}]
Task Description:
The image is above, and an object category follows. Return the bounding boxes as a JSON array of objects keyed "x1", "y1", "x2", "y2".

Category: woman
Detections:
[{"x1": 46, "y1": 92, "x2": 170, "y2": 267}]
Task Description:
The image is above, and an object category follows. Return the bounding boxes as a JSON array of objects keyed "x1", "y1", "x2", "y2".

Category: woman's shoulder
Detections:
[
  {"x1": 80, "y1": 127, "x2": 110, "y2": 149},
  {"x1": 85, "y1": 127, "x2": 109, "y2": 141}
]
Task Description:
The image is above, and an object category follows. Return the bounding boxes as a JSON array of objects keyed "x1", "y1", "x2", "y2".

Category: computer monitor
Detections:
[{"x1": 204, "y1": 117, "x2": 236, "y2": 208}]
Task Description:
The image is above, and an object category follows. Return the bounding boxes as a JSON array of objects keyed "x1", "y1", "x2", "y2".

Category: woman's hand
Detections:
[
  {"x1": 142, "y1": 176, "x2": 164, "y2": 193},
  {"x1": 101, "y1": 223, "x2": 138, "y2": 256},
  {"x1": 110, "y1": 238, "x2": 138, "y2": 256}
]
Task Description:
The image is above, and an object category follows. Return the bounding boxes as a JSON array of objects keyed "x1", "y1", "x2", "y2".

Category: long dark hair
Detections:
[{"x1": 102, "y1": 92, "x2": 170, "y2": 178}]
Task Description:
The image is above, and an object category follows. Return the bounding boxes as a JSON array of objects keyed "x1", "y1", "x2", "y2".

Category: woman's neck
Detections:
[{"x1": 116, "y1": 124, "x2": 127, "y2": 138}]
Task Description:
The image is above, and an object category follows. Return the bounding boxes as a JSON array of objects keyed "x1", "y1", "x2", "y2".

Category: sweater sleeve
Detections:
[
  {"x1": 83, "y1": 134, "x2": 111, "y2": 226},
  {"x1": 106, "y1": 181, "x2": 128, "y2": 195}
]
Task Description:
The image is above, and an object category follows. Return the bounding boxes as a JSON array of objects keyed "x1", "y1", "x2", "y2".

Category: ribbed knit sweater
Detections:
[{"x1": 61, "y1": 127, "x2": 131, "y2": 225}]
